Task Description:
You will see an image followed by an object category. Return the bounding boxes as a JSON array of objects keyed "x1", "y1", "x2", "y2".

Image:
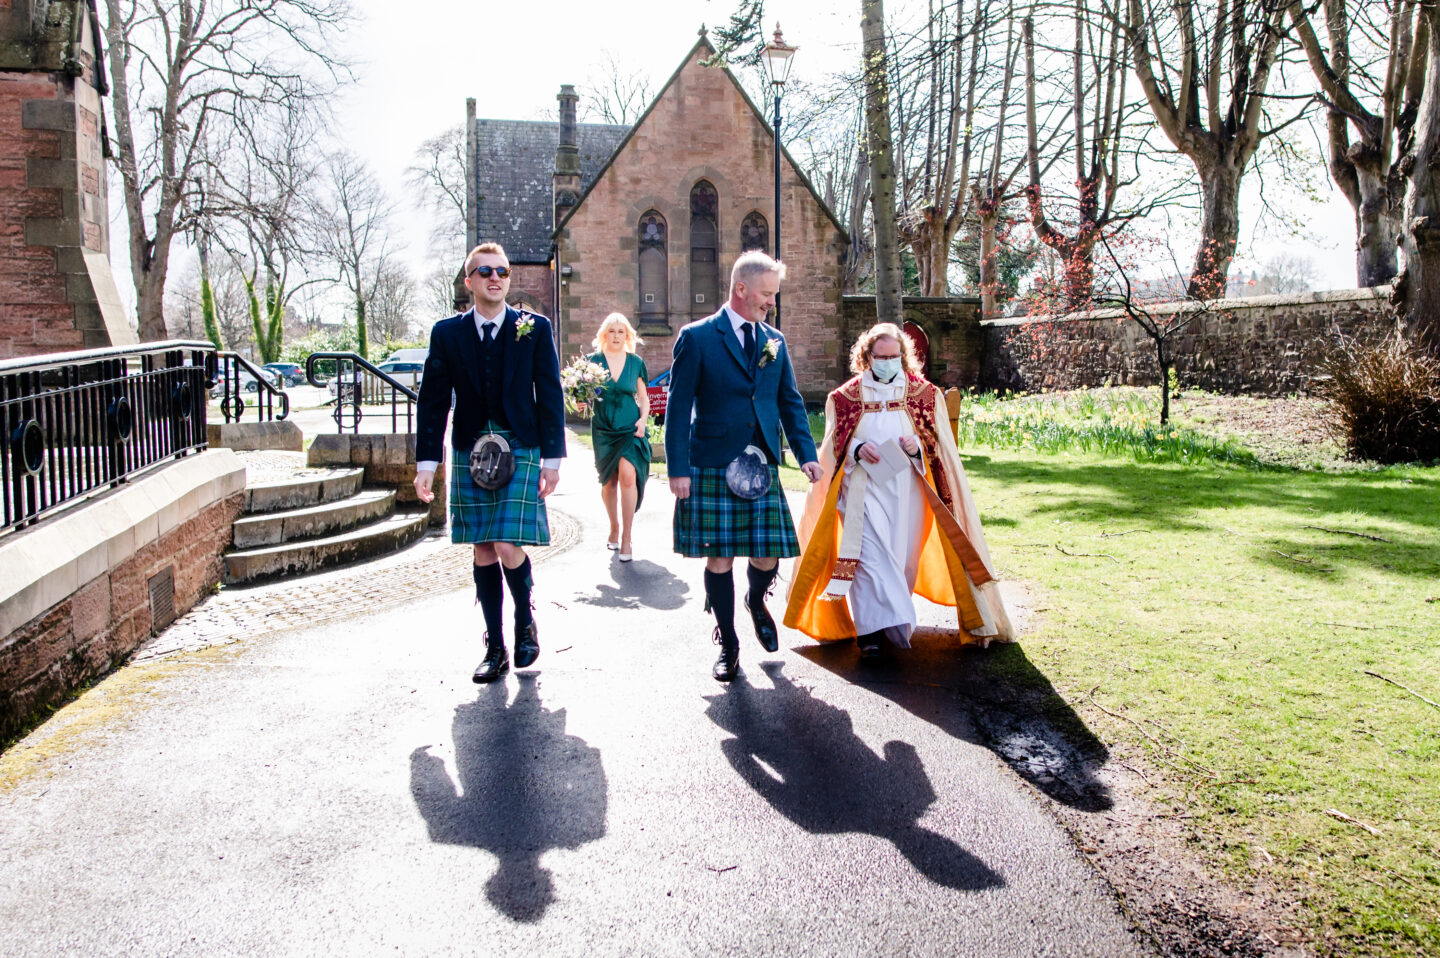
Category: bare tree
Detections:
[
  {"x1": 368, "y1": 260, "x2": 419, "y2": 345},
  {"x1": 406, "y1": 125, "x2": 468, "y2": 261},
  {"x1": 583, "y1": 51, "x2": 656, "y2": 125},
  {"x1": 101, "y1": 0, "x2": 350, "y2": 341},
  {"x1": 319, "y1": 151, "x2": 398, "y2": 360},
  {"x1": 1256, "y1": 250, "x2": 1320, "y2": 293},
  {"x1": 863, "y1": 0, "x2": 906, "y2": 323},
  {"x1": 1114, "y1": 0, "x2": 1307, "y2": 299},
  {"x1": 1287, "y1": 0, "x2": 1427, "y2": 287}
]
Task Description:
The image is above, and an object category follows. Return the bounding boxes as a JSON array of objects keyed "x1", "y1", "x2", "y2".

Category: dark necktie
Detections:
[
  {"x1": 743, "y1": 322, "x2": 756, "y2": 366},
  {"x1": 483, "y1": 322, "x2": 495, "y2": 344}
]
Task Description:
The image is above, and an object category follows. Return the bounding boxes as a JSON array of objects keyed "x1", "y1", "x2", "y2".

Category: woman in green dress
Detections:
[{"x1": 589, "y1": 313, "x2": 651, "y2": 561}]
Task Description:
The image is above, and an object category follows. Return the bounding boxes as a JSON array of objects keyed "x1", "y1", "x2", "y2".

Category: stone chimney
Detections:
[{"x1": 553, "y1": 85, "x2": 582, "y2": 223}]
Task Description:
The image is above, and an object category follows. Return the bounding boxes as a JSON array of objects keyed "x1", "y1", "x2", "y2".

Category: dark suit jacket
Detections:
[
  {"x1": 663, "y1": 308, "x2": 818, "y2": 472},
  {"x1": 416, "y1": 305, "x2": 566, "y2": 462}
]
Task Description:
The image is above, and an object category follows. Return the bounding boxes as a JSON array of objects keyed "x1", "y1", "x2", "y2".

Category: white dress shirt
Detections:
[{"x1": 416, "y1": 304, "x2": 561, "y2": 475}]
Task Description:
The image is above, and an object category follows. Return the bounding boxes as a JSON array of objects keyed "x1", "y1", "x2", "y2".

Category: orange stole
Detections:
[{"x1": 783, "y1": 381, "x2": 993, "y2": 641}]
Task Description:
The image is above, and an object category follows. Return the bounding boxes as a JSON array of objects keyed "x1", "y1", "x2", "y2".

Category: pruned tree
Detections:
[
  {"x1": 863, "y1": 0, "x2": 906, "y2": 323},
  {"x1": 319, "y1": 150, "x2": 398, "y2": 361},
  {"x1": 1113, "y1": 0, "x2": 1307, "y2": 299},
  {"x1": 101, "y1": 0, "x2": 350, "y2": 341},
  {"x1": 1287, "y1": 0, "x2": 1428, "y2": 287}
]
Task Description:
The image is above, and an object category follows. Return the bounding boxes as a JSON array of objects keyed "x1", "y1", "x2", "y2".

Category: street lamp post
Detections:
[{"x1": 761, "y1": 23, "x2": 796, "y2": 326}]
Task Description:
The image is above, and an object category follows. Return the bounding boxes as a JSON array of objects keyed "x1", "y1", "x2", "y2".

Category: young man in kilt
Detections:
[
  {"x1": 665, "y1": 251, "x2": 823, "y2": 682},
  {"x1": 414, "y1": 243, "x2": 566, "y2": 683}
]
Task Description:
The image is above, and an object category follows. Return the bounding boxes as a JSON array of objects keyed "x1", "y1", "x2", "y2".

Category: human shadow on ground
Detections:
[
  {"x1": 796, "y1": 631, "x2": 1113, "y2": 813},
  {"x1": 409, "y1": 676, "x2": 607, "y2": 922},
  {"x1": 573, "y1": 557, "x2": 690, "y2": 611},
  {"x1": 704, "y1": 661, "x2": 1004, "y2": 891}
]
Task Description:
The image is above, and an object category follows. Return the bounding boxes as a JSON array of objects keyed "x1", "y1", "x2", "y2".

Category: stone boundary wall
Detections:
[
  {"x1": 0, "y1": 450, "x2": 245, "y2": 739},
  {"x1": 838, "y1": 296, "x2": 984, "y2": 401},
  {"x1": 981, "y1": 287, "x2": 1393, "y2": 396}
]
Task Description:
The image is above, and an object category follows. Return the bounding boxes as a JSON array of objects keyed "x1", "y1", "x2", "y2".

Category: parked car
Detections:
[
  {"x1": 646, "y1": 369, "x2": 670, "y2": 424},
  {"x1": 375, "y1": 360, "x2": 423, "y2": 390},
  {"x1": 262, "y1": 362, "x2": 305, "y2": 386},
  {"x1": 210, "y1": 366, "x2": 281, "y2": 399}
]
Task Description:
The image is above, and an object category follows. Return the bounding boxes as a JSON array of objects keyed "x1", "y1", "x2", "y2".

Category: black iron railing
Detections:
[
  {"x1": 213, "y1": 351, "x2": 290, "y2": 422},
  {"x1": 0, "y1": 341, "x2": 215, "y2": 534},
  {"x1": 305, "y1": 352, "x2": 418, "y2": 433}
]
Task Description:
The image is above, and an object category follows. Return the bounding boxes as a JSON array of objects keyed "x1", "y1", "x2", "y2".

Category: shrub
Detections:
[{"x1": 1317, "y1": 328, "x2": 1440, "y2": 463}]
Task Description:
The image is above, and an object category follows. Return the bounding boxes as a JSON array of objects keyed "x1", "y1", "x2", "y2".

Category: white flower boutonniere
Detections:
[
  {"x1": 515, "y1": 314, "x2": 535, "y2": 339},
  {"x1": 758, "y1": 338, "x2": 781, "y2": 368}
]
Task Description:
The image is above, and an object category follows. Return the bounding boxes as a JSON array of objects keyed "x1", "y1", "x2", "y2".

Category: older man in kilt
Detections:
[
  {"x1": 415, "y1": 242, "x2": 565, "y2": 683},
  {"x1": 666, "y1": 251, "x2": 823, "y2": 682}
]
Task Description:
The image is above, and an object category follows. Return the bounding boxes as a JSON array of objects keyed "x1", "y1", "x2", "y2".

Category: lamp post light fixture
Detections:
[{"x1": 761, "y1": 23, "x2": 796, "y2": 326}]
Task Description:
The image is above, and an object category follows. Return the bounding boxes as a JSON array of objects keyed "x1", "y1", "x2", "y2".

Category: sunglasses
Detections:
[{"x1": 469, "y1": 265, "x2": 511, "y2": 278}]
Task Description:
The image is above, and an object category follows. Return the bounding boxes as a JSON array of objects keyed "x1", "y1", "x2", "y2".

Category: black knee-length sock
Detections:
[
  {"x1": 473, "y1": 562, "x2": 505, "y2": 644},
  {"x1": 502, "y1": 557, "x2": 534, "y2": 630},
  {"x1": 747, "y1": 563, "x2": 779, "y2": 606},
  {"x1": 705, "y1": 568, "x2": 737, "y2": 639}
]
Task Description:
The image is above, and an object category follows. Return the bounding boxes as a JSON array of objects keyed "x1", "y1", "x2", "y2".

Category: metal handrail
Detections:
[
  {"x1": 305, "y1": 352, "x2": 418, "y2": 434},
  {"x1": 213, "y1": 351, "x2": 290, "y2": 422},
  {"x1": 1, "y1": 340, "x2": 214, "y2": 534}
]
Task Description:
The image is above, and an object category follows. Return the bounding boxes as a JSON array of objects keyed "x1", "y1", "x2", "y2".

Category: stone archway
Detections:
[{"x1": 903, "y1": 320, "x2": 930, "y2": 375}]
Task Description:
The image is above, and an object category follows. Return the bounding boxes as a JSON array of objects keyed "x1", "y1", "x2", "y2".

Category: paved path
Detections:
[{"x1": 0, "y1": 430, "x2": 1151, "y2": 957}]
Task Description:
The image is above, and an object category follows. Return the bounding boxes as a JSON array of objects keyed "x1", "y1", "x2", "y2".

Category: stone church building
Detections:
[{"x1": 466, "y1": 34, "x2": 859, "y2": 398}]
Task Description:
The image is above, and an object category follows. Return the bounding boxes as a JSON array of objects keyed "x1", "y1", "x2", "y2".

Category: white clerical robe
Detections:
[{"x1": 836, "y1": 370, "x2": 930, "y2": 644}]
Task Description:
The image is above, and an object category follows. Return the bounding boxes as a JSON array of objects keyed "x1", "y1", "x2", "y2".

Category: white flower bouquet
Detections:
[{"x1": 561, "y1": 357, "x2": 609, "y2": 417}]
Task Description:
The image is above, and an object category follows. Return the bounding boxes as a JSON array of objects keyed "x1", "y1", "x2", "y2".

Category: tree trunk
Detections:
[
  {"x1": 1399, "y1": 8, "x2": 1440, "y2": 350},
  {"x1": 978, "y1": 203, "x2": 1000, "y2": 318},
  {"x1": 1188, "y1": 161, "x2": 1243, "y2": 300},
  {"x1": 862, "y1": 0, "x2": 904, "y2": 325},
  {"x1": 355, "y1": 295, "x2": 369, "y2": 360},
  {"x1": 1355, "y1": 167, "x2": 1401, "y2": 287}
]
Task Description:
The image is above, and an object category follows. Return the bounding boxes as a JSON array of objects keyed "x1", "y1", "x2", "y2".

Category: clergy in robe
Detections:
[{"x1": 784, "y1": 323, "x2": 1014, "y2": 659}]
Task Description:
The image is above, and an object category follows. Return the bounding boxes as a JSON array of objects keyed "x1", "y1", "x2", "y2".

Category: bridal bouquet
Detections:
[{"x1": 561, "y1": 357, "x2": 609, "y2": 417}]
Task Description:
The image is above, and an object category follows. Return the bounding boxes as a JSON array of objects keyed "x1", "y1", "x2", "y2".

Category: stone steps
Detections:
[
  {"x1": 231, "y1": 488, "x2": 397, "y2": 549},
  {"x1": 224, "y1": 509, "x2": 430, "y2": 585},
  {"x1": 243, "y1": 467, "x2": 364, "y2": 515}
]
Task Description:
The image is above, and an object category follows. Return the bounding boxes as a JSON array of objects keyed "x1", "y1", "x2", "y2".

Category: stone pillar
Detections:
[
  {"x1": 0, "y1": 0, "x2": 134, "y2": 356},
  {"x1": 553, "y1": 85, "x2": 582, "y2": 223}
]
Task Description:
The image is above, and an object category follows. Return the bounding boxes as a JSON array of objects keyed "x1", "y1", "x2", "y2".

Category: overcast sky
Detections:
[{"x1": 109, "y1": 0, "x2": 1357, "y2": 326}]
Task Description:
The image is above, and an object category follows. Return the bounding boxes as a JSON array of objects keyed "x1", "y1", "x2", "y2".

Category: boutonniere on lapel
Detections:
[
  {"x1": 758, "y1": 338, "x2": 780, "y2": 368},
  {"x1": 515, "y1": 314, "x2": 535, "y2": 339}
]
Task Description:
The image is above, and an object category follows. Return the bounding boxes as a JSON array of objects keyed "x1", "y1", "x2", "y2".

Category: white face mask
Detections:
[{"x1": 871, "y1": 357, "x2": 902, "y2": 382}]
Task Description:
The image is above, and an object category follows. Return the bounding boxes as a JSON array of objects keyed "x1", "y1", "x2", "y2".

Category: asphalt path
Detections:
[{"x1": 0, "y1": 433, "x2": 1151, "y2": 957}]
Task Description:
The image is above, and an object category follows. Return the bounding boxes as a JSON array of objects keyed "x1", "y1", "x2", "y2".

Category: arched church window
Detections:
[
  {"x1": 690, "y1": 181, "x2": 720, "y2": 315},
  {"x1": 638, "y1": 211, "x2": 668, "y2": 325},
  {"x1": 741, "y1": 212, "x2": 769, "y2": 253}
]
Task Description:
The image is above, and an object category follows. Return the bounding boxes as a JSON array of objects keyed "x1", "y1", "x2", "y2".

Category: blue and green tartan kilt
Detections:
[
  {"x1": 448, "y1": 427, "x2": 550, "y2": 546},
  {"x1": 673, "y1": 465, "x2": 799, "y2": 558}
]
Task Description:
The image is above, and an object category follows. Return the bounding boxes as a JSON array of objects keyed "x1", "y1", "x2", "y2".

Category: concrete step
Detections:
[
  {"x1": 224, "y1": 509, "x2": 430, "y2": 585},
  {"x1": 243, "y1": 467, "x2": 364, "y2": 515},
  {"x1": 231, "y1": 488, "x2": 397, "y2": 549}
]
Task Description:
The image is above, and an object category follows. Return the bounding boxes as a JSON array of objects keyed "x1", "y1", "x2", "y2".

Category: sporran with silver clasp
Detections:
[
  {"x1": 724, "y1": 444, "x2": 772, "y2": 500},
  {"x1": 469, "y1": 432, "x2": 516, "y2": 490}
]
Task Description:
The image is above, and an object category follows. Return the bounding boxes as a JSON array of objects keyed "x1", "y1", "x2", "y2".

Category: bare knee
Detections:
[
  {"x1": 617, "y1": 460, "x2": 637, "y2": 489},
  {"x1": 494, "y1": 542, "x2": 528, "y2": 568},
  {"x1": 705, "y1": 557, "x2": 734, "y2": 574},
  {"x1": 473, "y1": 543, "x2": 498, "y2": 565}
]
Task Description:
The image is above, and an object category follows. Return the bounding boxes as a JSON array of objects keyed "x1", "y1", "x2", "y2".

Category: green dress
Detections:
[{"x1": 589, "y1": 351, "x2": 651, "y2": 509}]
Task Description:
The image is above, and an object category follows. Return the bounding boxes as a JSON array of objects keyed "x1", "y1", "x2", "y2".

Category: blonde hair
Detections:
[
  {"x1": 463, "y1": 242, "x2": 508, "y2": 274},
  {"x1": 730, "y1": 250, "x2": 787, "y2": 291},
  {"x1": 850, "y1": 323, "x2": 922, "y2": 376},
  {"x1": 592, "y1": 312, "x2": 642, "y2": 352}
]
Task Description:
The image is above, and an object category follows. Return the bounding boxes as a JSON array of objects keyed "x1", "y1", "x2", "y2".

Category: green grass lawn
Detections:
[{"x1": 960, "y1": 444, "x2": 1439, "y2": 955}]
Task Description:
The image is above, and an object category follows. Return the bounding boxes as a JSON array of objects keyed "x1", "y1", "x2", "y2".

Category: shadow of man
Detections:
[
  {"x1": 576, "y1": 558, "x2": 690, "y2": 611},
  {"x1": 409, "y1": 677, "x2": 607, "y2": 922},
  {"x1": 704, "y1": 662, "x2": 1003, "y2": 892}
]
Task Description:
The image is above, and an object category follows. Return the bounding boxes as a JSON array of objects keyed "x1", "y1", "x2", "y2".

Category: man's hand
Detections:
[
  {"x1": 670, "y1": 476, "x2": 691, "y2": 499},
  {"x1": 538, "y1": 467, "x2": 560, "y2": 499},
  {"x1": 414, "y1": 469, "x2": 435, "y2": 503},
  {"x1": 899, "y1": 436, "x2": 920, "y2": 456},
  {"x1": 801, "y1": 461, "x2": 824, "y2": 483},
  {"x1": 856, "y1": 442, "x2": 882, "y2": 464}
]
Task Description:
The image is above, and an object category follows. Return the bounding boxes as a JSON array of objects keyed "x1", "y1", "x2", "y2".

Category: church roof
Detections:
[{"x1": 472, "y1": 119, "x2": 628, "y2": 264}]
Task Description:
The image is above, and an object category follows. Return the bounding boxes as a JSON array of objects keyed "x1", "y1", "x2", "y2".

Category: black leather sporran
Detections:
[{"x1": 469, "y1": 433, "x2": 516, "y2": 490}]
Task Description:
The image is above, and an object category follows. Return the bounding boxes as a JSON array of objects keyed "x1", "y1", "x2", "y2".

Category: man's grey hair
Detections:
[{"x1": 730, "y1": 250, "x2": 787, "y2": 291}]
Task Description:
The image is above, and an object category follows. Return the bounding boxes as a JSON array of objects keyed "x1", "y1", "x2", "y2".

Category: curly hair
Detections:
[
  {"x1": 591, "y1": 312, "x2": 642, "y2": 353},
  {"x1": 849, "y1": 323, "x2": 922, "y2": 376}
]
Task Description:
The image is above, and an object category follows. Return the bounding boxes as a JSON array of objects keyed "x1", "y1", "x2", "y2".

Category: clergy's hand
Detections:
[
  {"x1": 801, "y1": 461, "x2": 824, "y2": 482},
  {"x1": 670, "y1": 476, "x2": 691, "y2": 499},
  {"x1": 899, "y1": 436, "x2": 920, "y2": 456},
  {"x1": 538, "y1": 467, "x2": 560, "y2": 499},
  {"x1": 857, "y1": 442, "x2": 882, "y2": 464}
]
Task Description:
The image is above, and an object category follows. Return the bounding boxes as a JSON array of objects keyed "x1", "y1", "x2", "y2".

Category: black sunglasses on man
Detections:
[{"x1": 469, "y1": 265, "x2": 511, "y2": 278}]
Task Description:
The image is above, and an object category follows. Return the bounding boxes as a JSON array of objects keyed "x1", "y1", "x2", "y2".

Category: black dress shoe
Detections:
[
  {"x1": 745, "y1": 591, "x2": 779, "y2": 653},
  {"x1": 857, "y1": 632, "x2": 884, "y2": 663},
  {"x1": 712, "y1": 626, "x2": 740, "y2": 682},
  {"x1": 513, "y1": 620, "x2": 539, "y2": 668},
  {"x1": 473, "y1": 637, "x2": 509, "y2": 683}
]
